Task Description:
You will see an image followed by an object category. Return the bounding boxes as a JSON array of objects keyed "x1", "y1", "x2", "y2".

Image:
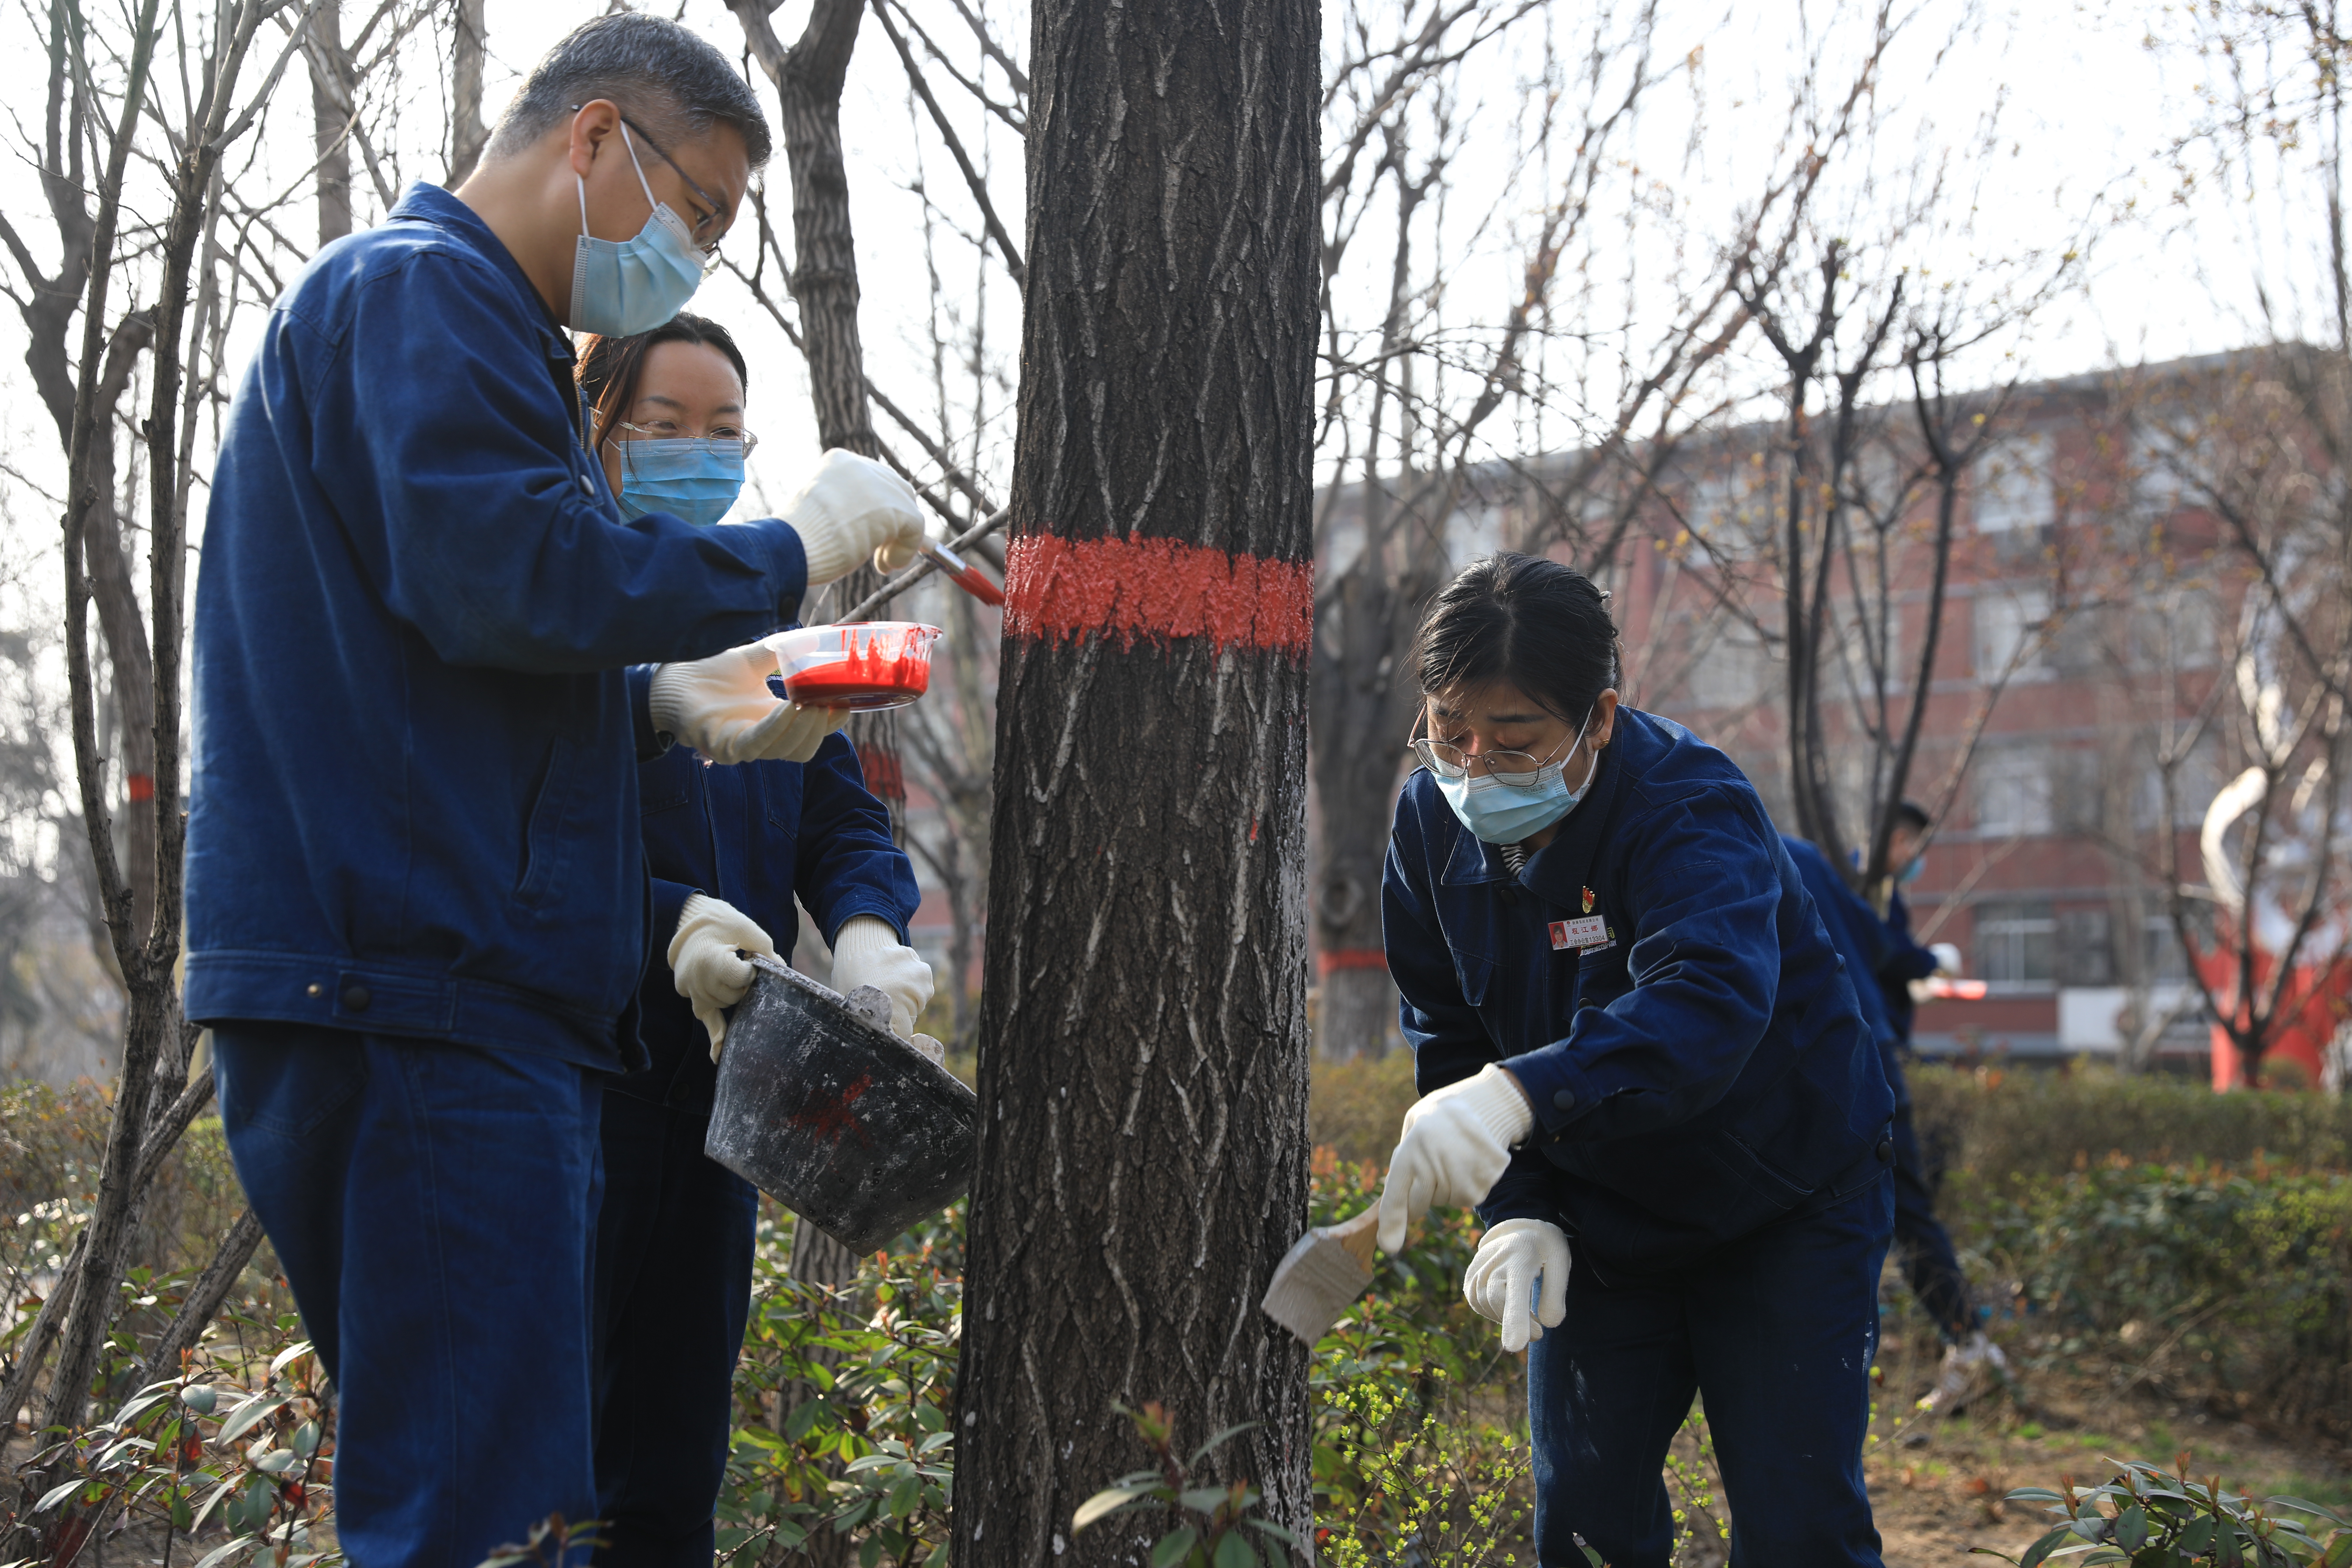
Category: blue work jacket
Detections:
[
  {"x1": 1383, "y1": 707, "x2": 1894, "y2": 1276},
  {"x1": 187, "y1": 184, "x2": 809, "y2": 1069},
  {"x1": 618, "y1": 729, "x2": 922, "y2": 1116},
  {"x1": 1782, "y1": 836, "x2": 1907, "y2": 1108},
  {"x1": 1877, "y1": 886, "x2": 1938, "y2": 1046}
]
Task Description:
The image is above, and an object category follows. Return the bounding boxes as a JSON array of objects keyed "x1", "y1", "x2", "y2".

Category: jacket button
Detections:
[
  {"x1": 341, "y1": 985, "x2": 371, "y2": 1013},
  {"x1": 1876, "y1": 1137, "x2": 1894, "y2": 1163},
  {"x1": 1552, "y1": 1089, "x2": 1577, "y2": 1112}
]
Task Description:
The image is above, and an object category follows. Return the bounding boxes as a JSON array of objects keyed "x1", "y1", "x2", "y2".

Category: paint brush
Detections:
[
  {"x1": 914, "y1": 537, "x2": 1006, "y2": 607},
  {"x1": 1260, "y1": 1202, "x2": 1381, "y2": 1345}
]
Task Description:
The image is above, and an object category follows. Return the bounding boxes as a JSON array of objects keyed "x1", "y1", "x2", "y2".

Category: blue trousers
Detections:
[
  {"x1": 1889, "y1": 1102, "x2": 1973, "y2": 1339},
  {"x1": 212, "y1": 1026, "x2": 604, "y2": 1568},
  {"x1": 589, "y1": 1090, "x2": 759, "y2": 1568},
  {"x1": 1529, "y1": 1180, "x2": 1892, "y2": 1567}
]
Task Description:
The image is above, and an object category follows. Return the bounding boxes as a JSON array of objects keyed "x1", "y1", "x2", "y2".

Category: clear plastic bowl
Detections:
[{"x1": 766, "y1": 622, "x2": 941, "y2": 711}]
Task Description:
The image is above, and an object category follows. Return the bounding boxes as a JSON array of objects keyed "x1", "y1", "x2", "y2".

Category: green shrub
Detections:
[
  {"x1": 1309, "y1": 1053, "x2": 1419, "y2": 1168},
  {"x1": 1910, "y1": 1063, "x2": 2352, "y2": 1182},
  {"x1": 1938, "y1": 1163, "x2": 2352, "y2": 1434}
]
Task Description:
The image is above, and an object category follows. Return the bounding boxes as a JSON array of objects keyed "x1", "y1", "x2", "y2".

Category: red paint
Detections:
[
  {"x1": 1003, "y1": 534, "x2": 1312, "y2": 654},
  {"x1": 788, "y1": 1072, "x2": 875, "y2": 1148},
  {"x1": 856, "y1": 743, "x2": 906, "y2": 803},
  {"x1": 773, "y1": 623, "x2": 940, "y2": 710},
  {"x1": 127, "y1": 772, "x2": 155, "y2": 802},
  {"x1": 1319, "y1": 948, "x2": 1388, "y2": 975}
]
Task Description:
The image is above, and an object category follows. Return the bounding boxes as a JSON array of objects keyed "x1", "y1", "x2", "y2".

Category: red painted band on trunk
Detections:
[
  {"x1": 1003, "y1": 534, "x2": 1312, "y2": 654},
  {"x1": 126, "y1": 772, "x2": 155, "y2": 803},
  {"x1": 1319, "y1": 948, "x2": 1388, "y2": 975}
]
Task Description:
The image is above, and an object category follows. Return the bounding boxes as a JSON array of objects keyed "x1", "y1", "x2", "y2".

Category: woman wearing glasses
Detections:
[
  {"x1": 1373, "y1": 552, "x2": 1895, "y2": 1567},
  {"x1": 577, "y1": 314, "x2": 934, "y2": 1567}
]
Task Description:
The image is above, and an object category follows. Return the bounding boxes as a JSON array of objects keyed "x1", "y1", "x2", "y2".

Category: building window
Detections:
[
  {"x1": 1974, "y1": 434, "x2": 2054, "y2": 533},
  {"x1": 2132, "y1": 735, "x2": 2222, "y2": 831},
  {"x1": 2143, "y1": 914, "x2": 2192, "y2": 985},
  {"x1": 1975, "y1": 748, "x2": 2054, "y2": 835},
  {"x1": 2057, "y1": 908, "x2": 2115, "y2": 986},
  {"x1": 2127, "y1": 588, "x2": 2219, "y2": 672},
  {"x1": 1975, "y1": 586, "x2": 2052, "y2": 680},
  {"x1": 1977, "y1": 900, "x2": 2056, "y2": 992}
]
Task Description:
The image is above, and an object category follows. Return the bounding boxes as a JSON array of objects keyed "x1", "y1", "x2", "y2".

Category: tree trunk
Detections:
[
  {"x1": 308, "y1": 0, "x2": 352, "y2": 246},
  {"x1": 447, "y1": 0, "x2": 489, "y2": 188},
  {"x1": 951, "y1": 0, "x2": 1320, "y2": 1560}
]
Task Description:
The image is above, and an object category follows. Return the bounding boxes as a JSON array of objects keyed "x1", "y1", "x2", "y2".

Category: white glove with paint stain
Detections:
[
  {"x1": 1463, "y1": 1218, "x2": 1572, "y2": 1353},
  {"x1": 782, "y1": 449, "x2": 927, "y2": 584},
  {"x1": 829, "y1": 916, "x2": 935, "y2": 1041},
  {"x1": 669, "y1": 894, "x2": 778, "y2": 1060},
  {"x1": 1930, "y1": 942, "x2": 1963, "y2": 976},
  {"x1": 647, "y1": 642, "x2": 853, "y2": 764},
  {"x1": 1377, "y1": 1063, "x2": 1534, "y2": 1253}
]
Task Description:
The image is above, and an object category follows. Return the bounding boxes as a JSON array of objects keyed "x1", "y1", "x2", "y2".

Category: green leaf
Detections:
[
  {"x1": 1151, "y1": 1526, "x2": 1201, "y2": 1568},
  {"x1": 34, "y1": 1478, "x2": 88, "y2": 1514},
  {"x1": 2323, "y1": 1533, "x2": 2352, "y2": 1568},
  {"x1": 2116, "y1": 1507, "x2": 2149, "y2": 1552},
  {"x1": 267, "y1": 1341, "x2": 314, "y2": 1380},
  {"x1": 1074, "y1": 1486, "x2": 1157, "y2": 1531},
  {"x1": 180, "y1": 1384, "x2": 218, "y2": 1416},
  {"x1": 1210, "y1": 1531, "x2": 1259, "y2": 1568},
  {"x1": 887, "y1": 1475, "x2": 921, "y2": 1519},
  {"x1": 190, "y1": 1537, "x2": 255, "y2": 1568},
  {"x1": 1178, "y1": 1486, "x2": 1235, "y2": 1514},
  {"x1": 784, "y1": 1399, "x2": 825, "y2": 1443},
  {"x1": 1245, "y1": 1519, "x2": 1302, "y2": 1547},
  {"x1": 214, "y1": 1394, "x2": 284, "y2": 1445}
]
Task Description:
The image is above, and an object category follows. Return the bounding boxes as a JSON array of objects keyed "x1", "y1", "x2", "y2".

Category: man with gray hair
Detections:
[{"x1": 187, "y1": 15, "x2": 924, "y2": 1564}]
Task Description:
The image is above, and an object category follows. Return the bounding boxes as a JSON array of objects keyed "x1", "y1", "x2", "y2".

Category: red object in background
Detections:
[
  {"x1": 770, "y1": 623, "x2": 941, "y2": 712},
  {"x1": 127, "y1": 771, "x2": 155, "y2": 802},
  {"x1": 2198, "y1": 919, "x2": 2352, "y2": 1090},
  {"x1": 1923, "y1": 976, "x2": 1989, "y2": 1000}
]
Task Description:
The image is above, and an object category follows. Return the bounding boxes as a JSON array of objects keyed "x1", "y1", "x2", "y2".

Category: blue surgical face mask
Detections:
[
  {"x1": 614, "y1": 438, "x2": 746, "y2": 525},
  {"x1": 1898, "y1": 855, "x2": 1925, "y2": 885},
  {"x1": 1433, "y1": 713, "x2": 1597, "y2": 846},
  {"x1": 570, "y1": 125, "x2": 707, "y2": 337}
]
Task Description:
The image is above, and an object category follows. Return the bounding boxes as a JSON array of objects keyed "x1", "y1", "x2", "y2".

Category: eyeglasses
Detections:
[
  {"x1": 1407, "y1": 723, "x2": 1577, "y2": 787},
  {"x1": 584, "y1": 108, "x2": 729, "y2": 269},
  {"x1": 609, "y1": 419, "x2": 758, "y2": 455}
]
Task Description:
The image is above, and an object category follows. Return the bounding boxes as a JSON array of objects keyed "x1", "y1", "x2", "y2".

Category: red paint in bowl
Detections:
[{"x1": 768, "y1": 623, "x2": 942, "y2": 711}]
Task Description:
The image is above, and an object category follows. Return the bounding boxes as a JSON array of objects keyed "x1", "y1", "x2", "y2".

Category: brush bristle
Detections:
[{"x1": 1260, "y1": 1228, "x2": 1375, "y2": 1344}]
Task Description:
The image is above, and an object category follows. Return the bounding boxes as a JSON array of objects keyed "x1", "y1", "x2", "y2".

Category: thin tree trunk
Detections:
[
  {"x1": 951, "y1": 0, "x2": 1320, "y2": 1559},
  {"x1": 308, "y1": 0, "x2": 352, "y2": 246},
  {"x1": 446, "y1": 0, "x2": 489, "y2": 188}
]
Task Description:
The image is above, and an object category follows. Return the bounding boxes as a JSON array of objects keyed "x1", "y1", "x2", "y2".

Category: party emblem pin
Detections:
[{"x1": 1581, "y1": 887, "x2": 1596, "y2": 913}]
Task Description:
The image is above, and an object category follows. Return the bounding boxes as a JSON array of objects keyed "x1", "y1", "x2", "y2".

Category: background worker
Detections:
[
  {"x1": 1376, "y1": 553, "x2": 1895, "y2": 1568},
  {"x1": 574, "y1": 314, "x2": 933, "y2": 1567},
  {"x1": 185, "y1": 17, "x2": 929, "y2": 1566},
  {"x1": 1874, "y1": 802, "x2": 2009, "y2": 1414}
]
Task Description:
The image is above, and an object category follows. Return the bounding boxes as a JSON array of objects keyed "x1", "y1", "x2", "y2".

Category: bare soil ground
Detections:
[{"x1": 1863, "y1": 1357, "x2": 2352, "y2": 1566}]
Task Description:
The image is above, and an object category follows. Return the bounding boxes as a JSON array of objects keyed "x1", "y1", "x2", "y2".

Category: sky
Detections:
[{"x1": 0, "y1": 0, "x2": 2325, "y2": 581}]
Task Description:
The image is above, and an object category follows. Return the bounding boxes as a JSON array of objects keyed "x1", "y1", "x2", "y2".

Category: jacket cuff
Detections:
[
  {"x1": 628, "y1": 665, "x2": 671, "y2": 762},
  {"x1": 650, "y1": 877, "x2": 700, "y2": 951},
  {"x1": 1503, "y1": 1044, "x2": 1598, "y2": 1141},
  {"x1": 746, "y1": 517, "x2": 809, "y2": 622},
  {"x1": 1475, "y1": 1150, "x2": 1562, "y2": 1229}
]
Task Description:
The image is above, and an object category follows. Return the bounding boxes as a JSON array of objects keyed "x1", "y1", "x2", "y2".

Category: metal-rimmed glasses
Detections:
[
  {"x1": 608, "y1": 419, "x2": 758, "y2": 455},
  {"x1": 576, "y1": 105, "x2": 732, "y2": 270},
  {"x1": 1406, "y1": 721, "x2": 1578, "y2": 788}
]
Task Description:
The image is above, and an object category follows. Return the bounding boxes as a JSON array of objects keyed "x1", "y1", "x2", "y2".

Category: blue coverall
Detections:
[
  {"x1": 1384, "y1": 708, "x2": 1895, "y2": 1567},
  {"x1": 592, "y1": 729, "x2": 919, "y2": 1567},
  {"x1": 1875, "y1": 880, "x2": 1974, "y2": 1339},
  {"x1": 190, "y1": 183, "x2": 812, "y2": 1567}
]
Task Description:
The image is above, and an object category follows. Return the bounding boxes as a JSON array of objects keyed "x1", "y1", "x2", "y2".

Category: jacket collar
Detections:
[{"x1": 387, "y1": 182, "x2": 569, "y2": 353}]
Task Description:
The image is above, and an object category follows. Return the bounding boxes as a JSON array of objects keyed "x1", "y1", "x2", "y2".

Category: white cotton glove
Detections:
[
  {"x1": 1376, "y1": 1063, "x2": 1535, "y2": 1253},
  {"x1": 646, "y1": 642, "x2": 854, "y2": 764},
  {"x1": 828, "y1": 915, "x2": 934, "y2": 1041},
  {"x1": 781, "y1": 449, "x2": 926, "y2": 585},
  {"x1": 1463, "y1": 1218, "x2": 1573, "y2": 1353},
  {"x1": 668, "y1": 894, "x2": 778, "y2": 1060},
  {"x1": 1930, "y1": 942, "x2": 1963, "y2": 977}
]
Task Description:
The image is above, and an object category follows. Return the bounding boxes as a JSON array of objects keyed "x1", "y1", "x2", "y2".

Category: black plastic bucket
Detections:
[{"x1": 704, "y1": 956, "x2": 979, "y2": 1253}]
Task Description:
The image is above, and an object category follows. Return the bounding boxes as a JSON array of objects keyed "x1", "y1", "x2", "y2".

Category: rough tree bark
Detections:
[{"x1": 951, "y1": 0, "x2": 1321, "y2": 1560}]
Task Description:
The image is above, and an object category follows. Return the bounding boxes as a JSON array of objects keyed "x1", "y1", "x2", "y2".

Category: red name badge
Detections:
[{"x1": 1550, "y1": 915, "x2": 1609, "y2": 951}]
